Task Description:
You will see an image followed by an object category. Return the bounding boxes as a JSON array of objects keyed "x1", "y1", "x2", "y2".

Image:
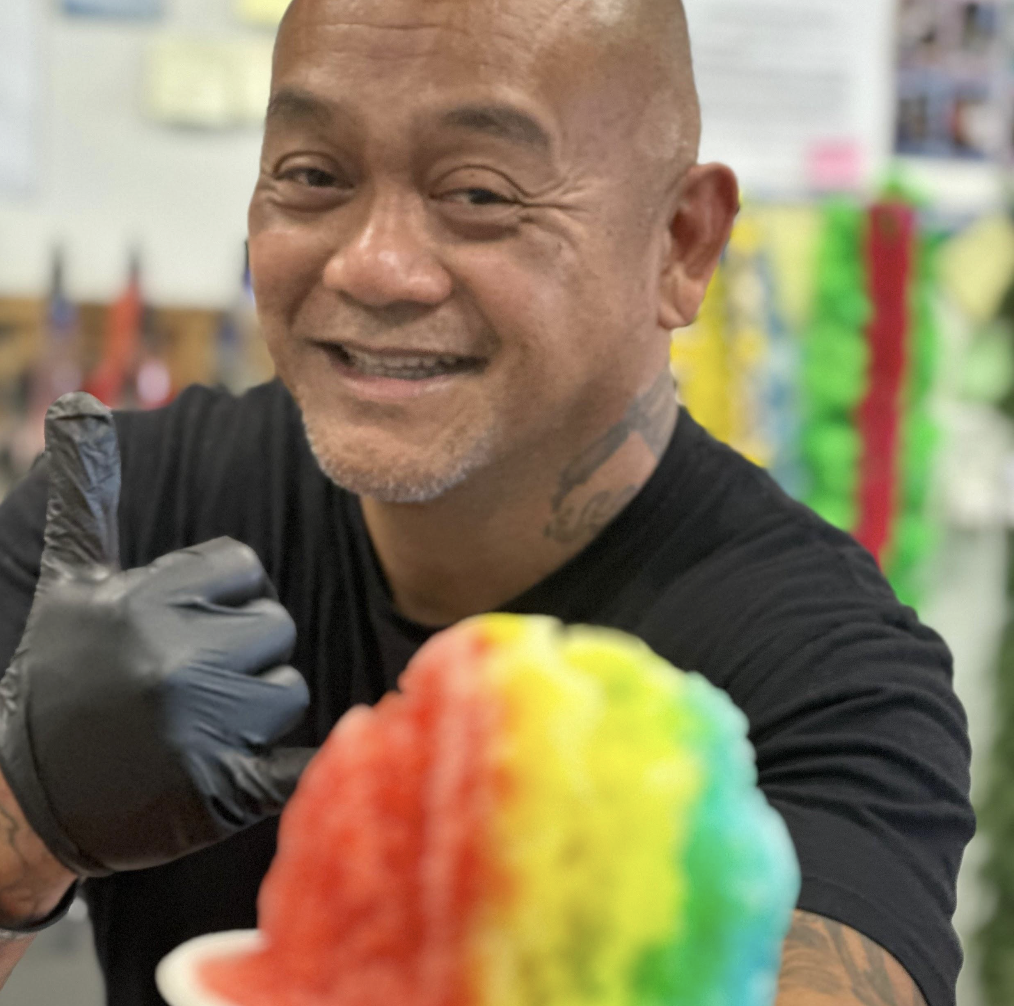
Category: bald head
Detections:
[
  {"x1": 274, "y1": 0, "x2": 701, "y2": 177},
  {"x1": 597, "y1": 0, "x2": 701, "y2": 171}
]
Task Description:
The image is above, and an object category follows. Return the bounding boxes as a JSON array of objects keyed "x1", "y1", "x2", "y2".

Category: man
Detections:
[{"x1": 0, "y1": 0, "x2": 973, "y2": 1004}]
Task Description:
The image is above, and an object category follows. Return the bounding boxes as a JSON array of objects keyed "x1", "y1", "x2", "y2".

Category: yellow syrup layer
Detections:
[{"x1": 468, "y1": 615, "x2": 702, "y2": 1006}]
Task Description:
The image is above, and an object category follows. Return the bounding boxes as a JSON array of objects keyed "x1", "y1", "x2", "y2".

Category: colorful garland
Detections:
[
  {"x1": 801, "y1": 196, "x2": 940, "y2": 608},
  {"x1": 888, "y1": 223, "x2": 940, "y2": 607},
  {"x1": 671, "y1": 209, "x2": 792, "y2": 473},
  {"x1": 800, "y1": 200, "x2": 870, "y2": 536}
]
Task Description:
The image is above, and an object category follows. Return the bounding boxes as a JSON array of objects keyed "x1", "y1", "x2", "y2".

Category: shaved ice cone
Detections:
[{"x1": 157, "y1": 615, "x2": 800, "y2": 1006}]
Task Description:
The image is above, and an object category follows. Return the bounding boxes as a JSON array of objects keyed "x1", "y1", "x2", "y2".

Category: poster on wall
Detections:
[
  {"x1": 62, "y1": 0, "x2": 162, "y2": 17},
  {"x1": 683, "y1": 0, "x2": 893, "y2": 197},
  {"x1": 0, "y1": 0, "x2": 40, "y2": 196},
  {"x1": 235, "y1": 0, "x2": 290, "y2": 28},
  {"x1": 894, "y1": 0, "x2": 1006, "y2": 160},
  {"x1": 144, "y1": 35, "x2": 274, "y2": 129}
]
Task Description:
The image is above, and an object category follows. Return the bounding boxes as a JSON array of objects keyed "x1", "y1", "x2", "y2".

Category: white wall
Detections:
[
  {"x1": 0, "y1": 0, "x2": 271, "y2": 307},
  {"x1": 2, "y1": 0, "x2": 1002, "y2": 306}
]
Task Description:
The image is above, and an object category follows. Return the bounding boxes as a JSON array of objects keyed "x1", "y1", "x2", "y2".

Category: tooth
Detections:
[{"x1": 337, "y1": 345, "x2": 472, "y2": 379}]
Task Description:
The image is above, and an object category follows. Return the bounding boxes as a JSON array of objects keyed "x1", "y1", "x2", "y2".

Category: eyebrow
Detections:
[
  {"x1": 266, "y1": 88, "x2": 552, "y2": 154},
  {"x1": 438, "y1": 104, "x2": 552, "y2": 153},
  {"x1": 266, "y1": 89, "x2": 335, "y2": 128}
]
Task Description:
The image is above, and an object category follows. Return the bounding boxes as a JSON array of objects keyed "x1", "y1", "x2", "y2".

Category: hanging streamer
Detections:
[{"x1": 855, "y1": 202, "x2": 915, "y2": 566}]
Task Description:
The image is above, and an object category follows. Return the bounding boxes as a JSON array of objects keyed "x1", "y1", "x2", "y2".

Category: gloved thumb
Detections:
[{"x1": 38, "y1": 392, "x2": 121, "y2": 590}]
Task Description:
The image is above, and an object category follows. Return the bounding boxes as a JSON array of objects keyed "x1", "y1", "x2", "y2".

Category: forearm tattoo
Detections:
[
  {"x1": 0, "y1": 773, "x2": 71, "y2": 931},
  {"x1": 0, "y1": 798, "x2": 42, "y2": 927},
  {"x1": 778, "y1": 911, "x2": 927, "y2": 1006}
]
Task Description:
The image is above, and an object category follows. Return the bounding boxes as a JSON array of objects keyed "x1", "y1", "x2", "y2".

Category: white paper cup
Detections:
[{"x1": 156, "y1": 930, "x2": 265, "y2": 1006}]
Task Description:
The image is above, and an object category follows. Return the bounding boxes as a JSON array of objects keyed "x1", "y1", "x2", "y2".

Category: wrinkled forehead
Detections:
[
  {"x1": 273, "y1": 0, "x2": 626, "y2": 95},
  {"x1": 270, "y1": 0, "x2": 691, "y2": 183}
]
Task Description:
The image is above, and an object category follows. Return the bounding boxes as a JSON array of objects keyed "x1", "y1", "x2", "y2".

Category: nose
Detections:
[{"x1": 322, "y1": 191, "x2": 453, "y2": 309}]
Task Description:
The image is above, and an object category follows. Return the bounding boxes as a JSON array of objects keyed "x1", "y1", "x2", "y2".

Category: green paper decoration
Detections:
[
  {"x1": 801, "y1": 201, "x2": 870, "y2": 533},
  {"x1": 884, "y1": 228, "x2": 941, "y2": 608}
]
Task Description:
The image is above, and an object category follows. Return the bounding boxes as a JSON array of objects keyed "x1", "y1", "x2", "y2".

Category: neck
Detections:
[{"x1": 361, "y1": 371, "x2": 678, "y2": 627}]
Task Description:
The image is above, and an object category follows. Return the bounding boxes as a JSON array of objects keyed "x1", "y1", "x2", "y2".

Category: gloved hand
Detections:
[{"x1": 0, "y1": 393, "x2": 314, "y2": 878}]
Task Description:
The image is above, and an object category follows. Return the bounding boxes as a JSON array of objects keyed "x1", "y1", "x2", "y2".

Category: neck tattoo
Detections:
[{"x1": 544, "y1": 371, "x2": 676, "y2": 545}]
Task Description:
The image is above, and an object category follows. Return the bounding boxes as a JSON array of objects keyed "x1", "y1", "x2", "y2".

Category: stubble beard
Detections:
[{"x1": 300, "y1": 413, "x2": 499, "y2": 504}]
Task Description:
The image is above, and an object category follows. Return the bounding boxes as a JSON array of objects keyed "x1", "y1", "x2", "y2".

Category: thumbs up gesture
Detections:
[{"x1": 0, "y1": 394, "x2": 313, "y2": 878}]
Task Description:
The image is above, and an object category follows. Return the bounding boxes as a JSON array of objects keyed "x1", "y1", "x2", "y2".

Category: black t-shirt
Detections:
[{"x1": 0, "y1": 380, "x2": 973, "y2": 1006}]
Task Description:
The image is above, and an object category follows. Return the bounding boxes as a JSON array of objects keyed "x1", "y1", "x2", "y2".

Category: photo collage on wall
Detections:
[{"x1": 895, "y1": 0, "x2": 1013, "y2": 160}]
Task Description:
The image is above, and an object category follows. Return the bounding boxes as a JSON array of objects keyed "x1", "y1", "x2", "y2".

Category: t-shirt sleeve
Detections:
[
  {"x1": 705, "y1": 528, "x2": 973, "y2": 1006},
  {"x1": 0, "y1": 459, "x2": 49, "y2": 673}
]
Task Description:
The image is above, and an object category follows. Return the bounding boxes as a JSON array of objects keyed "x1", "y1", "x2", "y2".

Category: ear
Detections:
[{"x1": 656, "y1": 163, "x2": 739, "y2": 330}]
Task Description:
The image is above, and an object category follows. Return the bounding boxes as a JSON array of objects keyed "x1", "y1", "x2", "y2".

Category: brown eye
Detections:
[
  {"x1": 285, "y1": 167, "x2": 339, "y2": 188},
  {"x1": 445, "y1": 188, "x2": 515, "y2": 206}
]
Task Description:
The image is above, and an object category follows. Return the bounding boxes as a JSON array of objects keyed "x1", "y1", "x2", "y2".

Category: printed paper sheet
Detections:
[
  {"x1": 235, "y1": 0, "x2": 291, "y2": 28},
  {"x1": 0, "y1": 0, "x2": 40, "y2": 195},
  {"x1": 683, "y1": 0, "x2": 893, "y2": 196}
]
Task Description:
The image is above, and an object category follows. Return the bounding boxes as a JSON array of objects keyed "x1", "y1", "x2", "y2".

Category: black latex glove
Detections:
[{"x1": 0, "y1": 393, "x2": 314, "y2": 877}]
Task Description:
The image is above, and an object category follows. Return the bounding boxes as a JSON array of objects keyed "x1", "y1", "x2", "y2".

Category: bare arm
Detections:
[
  {"x1": 777, "y1": 910, "x2": 927, "y2": 1006},
  {"x1": 0, "y1": 766, "x2": 76, "y2": 988}
]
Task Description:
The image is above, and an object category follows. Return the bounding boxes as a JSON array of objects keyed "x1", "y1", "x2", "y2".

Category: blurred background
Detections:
[{"x1": 2, "y1": 0, "x2": 1014, "y2": 1003}]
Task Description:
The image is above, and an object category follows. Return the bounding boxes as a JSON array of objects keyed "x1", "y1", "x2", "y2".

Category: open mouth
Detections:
[{"x1": 323, "y1": 343, "x2": 485, "y2": 382}]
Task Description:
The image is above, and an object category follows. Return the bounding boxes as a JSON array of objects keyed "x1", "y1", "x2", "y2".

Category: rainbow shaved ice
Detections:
[{"x1": 199, "y1": 615, "x2": 800, "y2": 1006}]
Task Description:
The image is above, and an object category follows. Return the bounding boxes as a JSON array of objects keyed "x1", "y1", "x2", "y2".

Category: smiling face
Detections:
[{"x1": 250, "y1": 0, "x2": 729, "y2": 504}]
